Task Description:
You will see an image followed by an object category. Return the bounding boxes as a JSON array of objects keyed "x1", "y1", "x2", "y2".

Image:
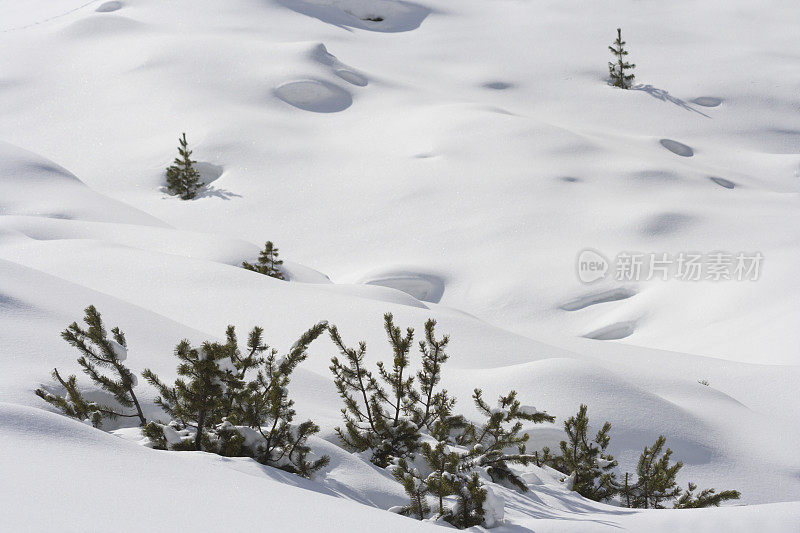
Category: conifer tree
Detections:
[
  {"x1": 448, "y1": 473, "x2": 487, "y2": 529},
  {"x1": 329, "y1": 313, "x2": 421, "y2": 467},
  {"x1": 35, "y1": 305, "x2": 146, "y2": 427},
  {"x1": 674, "y1": 482, "x2": 741, "y2": 508},
  {"x1": 550, "y1": 405, "x2": 619, "y2": 502},
  {"x1": 143, "y1": 323, "x2": 329, "y2": 476},
  {"x1": 624, "y1": 435, "x2": 740, "y2": 508},
  {"x1": 143, "y1": 340, "x2": 227, "y2": 451},
  {"x1": 35, "y1": 369, "x2": 105, "y2": 427},
  {"x1": 165, "y1": 132, "x2": 203, "y2": 200},
  {"x1": 407, "y1": 320, "x2": 465, "y2": 434},
  {"x1": 626, "y1": 435, "x2": 683, "y2": 508},
  {"x1": 459, "y1": 389, "x2": 555, "y2": 492},
  {"x1": 242, "y1": 241, "x2": 285, "y2": 280},
  {"x1": 391, "y1": 458, "x2": 431, "y2": 520},
  {"x1": 609, "y1": 28, "x2": 636, "y2": 89}
]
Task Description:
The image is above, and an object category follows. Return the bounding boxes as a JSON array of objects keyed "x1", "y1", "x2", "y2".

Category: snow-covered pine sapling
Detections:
[
  {"x1": 625, "y1": 435, "x2": 682, "y2": 508},
  {"x1": 165, "y1": 132, "x2": 203, "y2": 200},
  {"x1": 236, "y1": 322, "x2": 330, "y2": 476},
  {"x1": 143, "y1": 323, "x2": 330, "y2": 477},
  {"x1": 329, "y1": 313, "x2": 421, "y2": 467},
  {"x1": 242, "y1": 241, "x2": 285, "y2": 280},
  {"x1": 391, "y1": 458, "x2": 431, "y2": 520},
  {"x1": 449, "y1": 472, "x2": 488, "y2": 529},
  {"x1": 420, "y1": 440, "x2": 461, "y2": 518},
  {"x1": 143, "y1": 339, "x2": 228, "y2": 451},
  {"x1": 624, "y1": 435, "x2": 740, "y2": 508},
  {"x1": 459, "y1": 389, "x2": 555, "y2": 492},
  {"x1": 609, "y1": 28, "x2": 636, "y2": 89},
  {"x1": 407, "y1": 319, "x2": 466, "y2": 436},
  {"x1": 549, "y1": 404, "x2": 619, "y2": 502},
  {"x1": 674, "y1": 482, "x2": 741, "y2": 509},
  {"x1": 35, "y1": 369, "x2": 105, "y2": 427},
  {"x1": 36, "y1": 305, "x2": 146, "y2": 427}
]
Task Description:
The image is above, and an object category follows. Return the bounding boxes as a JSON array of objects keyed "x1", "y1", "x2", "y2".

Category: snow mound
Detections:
[{"x1": 0, "y1": 142, "x2": 164, "y2": 226}]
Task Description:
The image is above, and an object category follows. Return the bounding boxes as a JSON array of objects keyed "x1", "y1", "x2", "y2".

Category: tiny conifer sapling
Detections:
[
  {"x1": 242, "y1": 241, "x2": 286, "y2": 280},
  {"x1": 609, "y1": 28, "x2": 636, "y2": 89},
  {"x1": 35, "y1": 305, "x2": 146, "y2": 427},
  {"x1": 165, "y1": 132, "x2": 203, "y2": 200}
]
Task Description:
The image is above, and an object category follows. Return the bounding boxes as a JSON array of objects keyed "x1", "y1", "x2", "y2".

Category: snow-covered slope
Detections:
[{"x1": 1, "y1": 0, "x2": 798, "y2": 531}]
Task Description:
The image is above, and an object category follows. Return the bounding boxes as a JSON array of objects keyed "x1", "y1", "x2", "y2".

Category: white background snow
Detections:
[{"x1": 1, "y1": 0, "x2": 799, "y2": 531}]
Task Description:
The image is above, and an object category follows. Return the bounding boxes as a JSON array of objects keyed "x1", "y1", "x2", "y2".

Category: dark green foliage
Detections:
[
  {"x1": 35, "y1": 305, "x2": 146, "y2": 427},
  {"x1": 329, "y1": 313, "x2": 422, "y2": 467},
  {"x1": 420, "y1": 440, "x2": 461, "y2": 517},
  {"x1": 143, "y1": 421, "x2": 168, "y2": 450},
  {"x1": 332, "y1": 315, "x2": 556, "y2": 527},
  {"x1": 674, "y1": 482, "x2": 741, "y2": 508},
  {"x1": 446, "y1": 473, "x2": 487, "y2": 529},
  {"x1": 143, "y1": 339, "x2": 226, "y2": 451},
  {"x1": 35, "y1": 369, "x2": 104, "y2": 427},
  {"x1": 549, "y1": 405, "x2": 619, "y2": 502},
  {"x1": 609, "y1": 28, "x2": 636, "y2": 89},
  {"x1": 407, "y1": 320, "x2": 465, "y2": 435},
  {"x1": 624, "y1": 435, "x2": 740, "y2": 508},
  {"x1": 142, "y1": 322, "x2": 329, "y2": 477},
  {"x1": 459, "y1": 389, "x2": 555, "y2": 492},
  {"x1": 392, "y1": 458, "x2": 431, "y2": 520},
  {"x1": 165, "y1": 133, "x2": 203, "y2": 200},
  {"x1": 627, "y1": 435, "x2": 683, "y2": 508},
  {"x1": 242, "y1": 241, "x2": 285, "y2": 280}
]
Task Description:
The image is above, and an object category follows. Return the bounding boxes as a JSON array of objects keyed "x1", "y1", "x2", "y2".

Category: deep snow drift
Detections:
[{"x1": 1, "y1": 0, "x2": 799, "y2": 531}]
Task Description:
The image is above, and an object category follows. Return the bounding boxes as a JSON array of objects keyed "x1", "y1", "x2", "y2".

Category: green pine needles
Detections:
[
  {"x1": 165, "y1": 132, "x2": 203, "y2": 200},
  {"x1": 35, "y1": 305, "x2": 146, "y2": 428},
  {"x1": 622, "y1": 435, "x2": 740, "y2": 509},
  {"x1": 143, "y1": 321, "x2": 330, "y2": 476},
  {"x1": 34, "y1": 305, "x2": 329, "y2": 479},
  {"x1": 609, "y1": 28, "x2": 636, "y2": 89},
  {"x1": 242, "y1": 241, "x2": 285, "y2": 280},
  {"x1": 330, "y1": 314, "x2": 554, "y2": 528},
  {"x1": 547, "y1": 404, "x2": 619, "y2": 502},
  {"x1": 542, "y1": 406, "x2": 741, "y2": 509}
]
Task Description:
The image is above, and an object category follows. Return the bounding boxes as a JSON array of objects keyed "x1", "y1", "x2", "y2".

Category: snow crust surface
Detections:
[{"x1": 1, "y1": 0, "x2": 799, "y2": 531}]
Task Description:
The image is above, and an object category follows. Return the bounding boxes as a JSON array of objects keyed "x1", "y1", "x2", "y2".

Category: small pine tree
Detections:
[
  {"x1": 35, "y1": 369, "x2": 105, "y2": 427},
  {"x1": 674, "y1": 482, "x2": 741, "y2": 508},
  {"x1": 392, "y1": 458, "x2": 431, "y2": 520},
  {"x1": 143, "y1": 323, "x2": 329, "y2": 476},
  {"x1": 550, "y1": 405, "x2": 619, "y2": 502},
  {"x1": 143, "y1": 340, "x2": 227, "y2": 451},
  {"x1": 35, "y1": 306, "x2": 146, "y2": 427},
  {"x1": 459, "y1": 389, "x2": 555, "y2": 492},
  {"x1": 448, "y1": 473, "x2": 487, "y2": 529},
  {"x1": 165, "y1": 133, "x2": 203, "y2": 200},
  {"x1": 329, "y1": 313, "x2": 422, "y2": 467},
  {"x1": 242, "y1": 241, "x2": 285, "y2": 280},
  {"x1": 609, "y1": 28, "x2": 636, "y2": 89},
  {"x1": 627, "y1": 435, "x2": 683, "y2": 508},
  {"x1": 624, "y1": 435, "x2": 740, "y2": 508}
]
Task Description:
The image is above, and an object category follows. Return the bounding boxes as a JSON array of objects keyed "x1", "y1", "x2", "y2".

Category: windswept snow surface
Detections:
[{"x1": 1, "y1": 0, "x2": 799, "y2": 531}]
